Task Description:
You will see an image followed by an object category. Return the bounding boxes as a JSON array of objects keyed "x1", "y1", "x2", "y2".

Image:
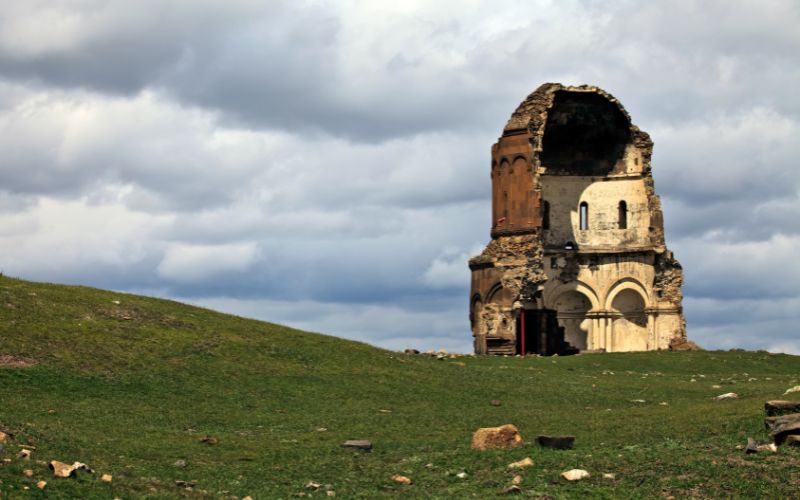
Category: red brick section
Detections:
[{"x1": 490, "y1": 130, "x2": 542, "y2": 237}]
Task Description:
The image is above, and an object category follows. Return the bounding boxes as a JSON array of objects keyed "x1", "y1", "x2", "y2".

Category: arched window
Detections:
[
  {"x1": 579, "y1": 202, "x2": 589, "y2": 230},
  {"x1": 618, "y1": 200, "x2": 627, "y2": 229},
  {"x1": 542, "y1": 200, "x2": 550, "y2": 230}
]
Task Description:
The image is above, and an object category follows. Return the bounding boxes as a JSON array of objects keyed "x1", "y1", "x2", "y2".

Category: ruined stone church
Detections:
[{"x1": 469, "y1": 83, "x2": 685, "y2": 355}]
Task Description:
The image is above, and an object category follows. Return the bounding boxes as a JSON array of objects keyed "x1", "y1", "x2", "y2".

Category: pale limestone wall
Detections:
[
  {"x1": 552, "y1": 290, "x2": 592, "y2": 350},
  {"x1": 542, "y1": 253, "x2": 655, "y2": 306},
  {"x1": 541, "y1": 175, "x2": 651, "y2": 249},
  {"x1": 611, "y1": 289, "x2": 648, "y2": 351},
  {"x1": 538, "y1": 253, "x2": 680, "y2": 352}
]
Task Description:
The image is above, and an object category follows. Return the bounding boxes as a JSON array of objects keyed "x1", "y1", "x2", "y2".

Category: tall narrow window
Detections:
[
  {"x1": 579, "y1": 202, "x2": 589, "y2": 230},
  {"x1": 618, "y1": 200, "x2": 627, "y2": 229},
  {"x1": 542, "y1": 201, "x2": 550, "y2": 230}
]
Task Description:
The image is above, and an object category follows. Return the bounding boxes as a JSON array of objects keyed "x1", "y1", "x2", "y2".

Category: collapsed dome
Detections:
[{"x1": 541, "y1": 91, "x2": 631, "y2": 176}]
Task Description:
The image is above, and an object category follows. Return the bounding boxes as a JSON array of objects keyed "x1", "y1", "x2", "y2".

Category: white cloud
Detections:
[
  {"x1": 157, "y1": 243, "x2": 260, "y2": 283},
  {"x1": 0, "y1": 195, "x2": 171, "y2": 281}
]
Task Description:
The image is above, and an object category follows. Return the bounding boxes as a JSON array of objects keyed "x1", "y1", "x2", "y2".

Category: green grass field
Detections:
[{"x1": 1, "y1": 276, "x2": 799, "y2": 498}]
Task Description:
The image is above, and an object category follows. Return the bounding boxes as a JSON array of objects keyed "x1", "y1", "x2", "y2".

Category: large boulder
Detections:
[
  {"x1": 770, "y1": 421, "x2": 800, "y2": 445},
  {"x1": 765, "y1": 400, "x2": 800, "y2": 417},
  {"x1": 471, "y1": 424, "x2": 523, "y2": 450},
  {"x1": 764, "y1": 413, "x2": 800, "y2": 432}
]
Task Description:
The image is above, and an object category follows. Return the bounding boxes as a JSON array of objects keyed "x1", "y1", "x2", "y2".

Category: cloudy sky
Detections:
[{"x1": 1, "y1": 0, "x2": 799, "y2": 353}]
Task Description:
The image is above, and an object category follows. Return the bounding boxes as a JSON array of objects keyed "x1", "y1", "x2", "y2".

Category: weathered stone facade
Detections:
[{"x1": 469, "y1": 83, "x2": 685, "y2": 355}]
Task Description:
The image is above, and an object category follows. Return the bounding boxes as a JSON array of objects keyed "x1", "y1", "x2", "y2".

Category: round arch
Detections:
[
  {"x1": 604, "y1": 278, "x2": 651, "y2": 310},
  {"x1": 486, "y1": 282, "x2": 515, "y2": 307},
  {"x1": 544, "y1": 280, "x2": 600, "y2": 311},
  {"x1": 470, "y1": 293, "x2": 482, "y2": 328}
]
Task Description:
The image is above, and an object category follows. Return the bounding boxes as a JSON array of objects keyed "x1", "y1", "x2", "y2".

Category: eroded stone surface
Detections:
[
  {"x1": 471, "y1": 424, "x2": 523, "y2": 450},
  {"x1": 470, "y1": 83, "x2": 686, "y2": 356}
]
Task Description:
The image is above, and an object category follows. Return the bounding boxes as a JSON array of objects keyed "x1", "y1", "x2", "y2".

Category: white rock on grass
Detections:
[
  {"x1": 507, "y1": 457, "x2": 534, "y2": 469},
  {"x1": 561, "y1": 469, "x2": 590, "y2": 481},
  {"x1": 714, "y1": 392, "x2": 738, "y2": 400},
  {"x1": 391, "y1": 474, "x2": 412, "y2": 485},
  {"x1": 784, "y1": 386, "x2": 800, "y2": 395}
]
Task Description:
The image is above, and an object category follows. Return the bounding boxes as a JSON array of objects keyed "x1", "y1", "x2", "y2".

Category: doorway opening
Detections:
[{"x1": 516, "y1": 309, "x2": 579, "y2": 356}]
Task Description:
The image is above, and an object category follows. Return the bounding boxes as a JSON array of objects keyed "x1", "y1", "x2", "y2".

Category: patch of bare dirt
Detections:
[{"x1": 0, "y1": 354, "x2": 38, "y2": 368}]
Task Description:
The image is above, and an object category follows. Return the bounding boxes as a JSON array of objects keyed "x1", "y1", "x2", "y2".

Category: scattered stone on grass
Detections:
[
  {"x1": 507, "y1": 457, "x2": 534, "y2": 469},
  {"x1": 2, "y1": 458, "x2": 11, "y2": 464},
  {"x1": 327, "y1": 491, "x2": 336, "y2": 497},
  {"x1": 18, "y1": 449, "x2": 31, "y2": 460},
  {"x1": 714, "y1": 392, "x2": 738, "y2": 400},
  {"x1": 175, "y1": 480, "x2": 196, "y2": 488},
  {"x1": 746, "y1": 437, "x2": 779, "y2": 454},
  {"x1": 471, "y1": 424, "x2": 523, "y2": 450},
  {"x1": 242, "y1": 496, "x2": 253, "y2": 500},
  {"x1": 101, "y1": 474, "x2": 113, "y2": 482},
  {"x1": 765, "y1": 400, "x2": 800, "y2": 416},
  {"x1": 631, "y1": 399, "x2": 646, "y2": 403},
  {"x1": 37, "y1": 480, "x2": 46, "y2": 489},
  {"x1": 341, "y1": 440, "x2": 372, "y2": 451},
  {"x1": 391, "y1": 474, "x2": 412, "y2": 485},
  {"x1": 305, "y1": 481, "x2": 321, "y2": 490},
  {"x1": 502, "y1": 485, "x2": 522, "y2": 494},
  {"x1": 49, "y1": 460, "x2": 94, "y2": 478},
  {"x1": 511, "y1": 475, "x2": 523, "y2": 485},
  {"x1": 23, "y1": 469, "x2": 33, "y2": 477},
  {"x1": 316, "y1": 427, "x2": 328, "y2": 432},
  {"x1": 200, "y1": 436, "x2": 218, "y2": 445},
  {"x1": 174, "y1": 459, "x2": 187, "y2": 468},
  {"x1": 764, "y1": 413, "x2": 800, "y2": 432},
  {"x1": 659, "y1": 402, "x2": 669, "y2": 406},
  {"x1": 490, "y1": 400, "x2": 502, "y2": 407},
  {"x1": 785, "y1": 435, "x2": 800, "y2": 446},
  {"x1": 602, "y1": 473, "x2": 616, "y2": 480},
  {"x1": 770, "y1": 420, "x2": 800, "y2": 445},
  {"x1": 403, "y1": 349, "x2": 419, "y2": 354},
  {"x1": 784, "y1": 386, "x2": 800, "y2": 395},
  {"x1": 537, "y1": 435, "x2": 575, "y2": 449},
  {"x1": 758, "y1": 443, "x2": 778, "y2": 453},
  {"x1": 745, "y1": 437, "x2": 759, "y2": 454},
  {"x1": 456, "y1": 472, "x2": 468, "y2": 479},
  {"x1": 561, "y1": 469, "x2": 590, "y2": 481},
  {"x1": 0, "y1": 354, "x2": 38, "y2": 368},
  {"x1": 378, "y1": 409, "x2": 392, "y2": 413},
  {"x1": 0, "y1": 431, "x2": 7, "y2": 443}
]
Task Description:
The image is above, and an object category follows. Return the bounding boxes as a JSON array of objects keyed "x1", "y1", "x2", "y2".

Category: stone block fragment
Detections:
[{"x1": 471, "y1": 424, "x2": 523, "y2": 450}]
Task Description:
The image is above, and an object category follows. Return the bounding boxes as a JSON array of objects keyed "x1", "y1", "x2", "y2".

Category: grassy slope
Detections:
[{"x1": 1, "y1": 276, "x2": 799, "y2": 499}]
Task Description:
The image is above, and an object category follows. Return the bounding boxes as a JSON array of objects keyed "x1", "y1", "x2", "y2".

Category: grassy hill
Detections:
[{"x1": 1, "y1": 276, "x2": 799, "y2": 498}]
